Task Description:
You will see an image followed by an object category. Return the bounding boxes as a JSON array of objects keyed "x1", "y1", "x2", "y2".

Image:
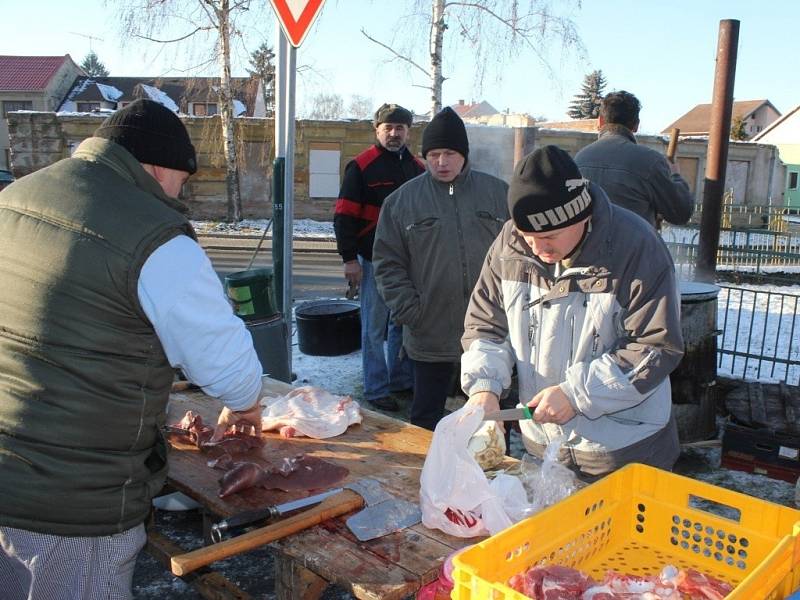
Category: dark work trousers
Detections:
[{"x1": 410, "y1": 360, "x2": 458, "y2": 431}]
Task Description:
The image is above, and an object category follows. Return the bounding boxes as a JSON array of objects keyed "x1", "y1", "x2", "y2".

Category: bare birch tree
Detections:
[
  {"x1": 115, "y1": 0, "x2": 252, "y2": 221},
  {"x1": 362, "y1": 0, "x2": 584, "y2": 116}
]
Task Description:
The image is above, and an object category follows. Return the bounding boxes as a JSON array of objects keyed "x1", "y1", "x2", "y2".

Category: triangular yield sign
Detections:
[{"x1": 269, "y1": 0, "x2": 325, "y2": 47}]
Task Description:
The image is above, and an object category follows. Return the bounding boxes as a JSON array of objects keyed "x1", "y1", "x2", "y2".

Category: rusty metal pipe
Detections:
[{"x1": 696, "y1": 19, "x2": 740, "y2": 282}]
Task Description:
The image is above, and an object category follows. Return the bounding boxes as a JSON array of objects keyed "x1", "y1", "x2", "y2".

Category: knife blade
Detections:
[
  {"x1": 210, "y1": 487, "x2": 343, "y2": 542},
  {"x1": 483, "y1": 406, "x2": 534, "y2": 422}
]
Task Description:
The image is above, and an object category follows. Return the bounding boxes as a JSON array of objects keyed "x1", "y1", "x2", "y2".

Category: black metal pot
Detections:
[{"x1": 295, "y1": 299, "x2": 361, "y2": 356}]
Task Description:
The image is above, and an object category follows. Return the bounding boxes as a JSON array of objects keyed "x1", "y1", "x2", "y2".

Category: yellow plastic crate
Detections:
[{"x1": 452, "y1": 464, "x2": 800, "y2": 599}]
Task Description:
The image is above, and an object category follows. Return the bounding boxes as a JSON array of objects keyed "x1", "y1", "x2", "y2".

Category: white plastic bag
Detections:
[
  {"x1": 259, "y1": 386, "x2": 362, "y2": 439},
  {"x1": 420, "y1": 405, "x2": 524, "y2": 537}
]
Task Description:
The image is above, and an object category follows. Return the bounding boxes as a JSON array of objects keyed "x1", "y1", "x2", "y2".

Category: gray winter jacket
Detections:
[
  {"x1": 575, "y1": 125, "x2": 694, "y2": 227},
  {"x1": 461, "y1": 185, "x2": 683, "y2": 474},
  {"x1": 373, "y1": 165, "x2": 509, "y2": 362}
]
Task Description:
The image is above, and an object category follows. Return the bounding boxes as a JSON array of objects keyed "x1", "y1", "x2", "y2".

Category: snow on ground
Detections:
[{"x1": 193, "y1": 218, "x2": 334, "y2": 238}]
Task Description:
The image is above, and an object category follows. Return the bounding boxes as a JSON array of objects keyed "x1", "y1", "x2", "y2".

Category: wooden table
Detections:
[{"x1": 165, "y1": 378, "x2": 511, "y2": 599}]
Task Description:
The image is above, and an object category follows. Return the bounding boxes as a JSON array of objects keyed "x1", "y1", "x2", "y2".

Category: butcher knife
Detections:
[
  {"x1": 210, "y1": 487, "x2": 342, "y2": 542},
  {"x1": 483, "y1": 406, "x2": 534, "y2": 422}
]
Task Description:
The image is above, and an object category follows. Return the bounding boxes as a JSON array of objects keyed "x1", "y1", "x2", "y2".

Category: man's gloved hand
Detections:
[{"x1": 212, "y1": 402, "x2": 263, "y2": 441}]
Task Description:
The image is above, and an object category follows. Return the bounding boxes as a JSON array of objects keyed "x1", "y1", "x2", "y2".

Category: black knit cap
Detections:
[
  {"x1": 509, "y1": 145, "x2": 592, "y2": 232},
  {"x1": 94, "y1": 99, "x2": 197, "y2": 174},
  {"x1": 422, "y1": 106, "x2": 469, "y2": 159},
  {"x1": 373, "y1": 103, "x2": 413, "y2": 127}
]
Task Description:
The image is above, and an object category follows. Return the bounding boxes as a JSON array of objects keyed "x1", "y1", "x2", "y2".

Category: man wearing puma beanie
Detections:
[
  {"x1": 372, "y1": 106, "x2": 509, "y2": 430},
  {"x1": 461, "y1": 144, "x2": 684, "y2": 481},
  {"x1": 0, "y1": 98, "x2": 263, "y2": 598}
]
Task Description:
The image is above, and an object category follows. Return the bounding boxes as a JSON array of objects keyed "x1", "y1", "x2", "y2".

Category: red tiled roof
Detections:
[
  {"x1": 0, "y1": 55, "x2": 70, "y2": 91},
  {"x1": 661, "y1": 99, "x2": 778, "y2": 135}
]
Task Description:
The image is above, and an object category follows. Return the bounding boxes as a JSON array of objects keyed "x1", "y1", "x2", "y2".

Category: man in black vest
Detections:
[
  {"x1": 0, "y1": 100, "x2": 263, "y2": 599},
  {"x1": 333, "y1": 103, "x2": 425, "y2": 411}
]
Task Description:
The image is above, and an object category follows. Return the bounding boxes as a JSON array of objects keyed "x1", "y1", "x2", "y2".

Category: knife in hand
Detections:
[{"x1": 483, "y1": 406, "x2": 534, "y2": 422}]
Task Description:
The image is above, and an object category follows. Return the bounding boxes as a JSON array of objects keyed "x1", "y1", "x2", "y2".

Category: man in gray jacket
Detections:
[
  {"x1": 373, "y1": 107, "x2": 508, "y2": 430},
  {"x1": 462, "y1": 145, "x2": 683, "y2": 480},
  {"x1": 575, "y1": 90, "x2": 694, "y2": 228}
]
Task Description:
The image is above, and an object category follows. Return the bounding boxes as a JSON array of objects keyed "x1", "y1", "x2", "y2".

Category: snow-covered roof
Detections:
[
  {"x1": 233, "y1": 99, "x2": 246, "y2": 116},
  {"x1": 139, "y1": 84, "x2": 179, "y2": 113},
  {"x1": 95, "y1": 82, "x2": 123, "y2": 102}
]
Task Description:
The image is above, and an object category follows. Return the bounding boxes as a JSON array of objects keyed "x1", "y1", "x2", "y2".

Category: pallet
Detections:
[{"x1": 721, "y1": 422, "x2": 800, "y2": 483}]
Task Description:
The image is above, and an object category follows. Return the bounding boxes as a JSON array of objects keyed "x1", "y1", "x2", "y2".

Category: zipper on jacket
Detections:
[
  {"x1": 568, "y1": 313, "x2": 575, "y2": 367},
  {"x1": 405, "y1": 217, "x2": 438, "y2": 231},
  {"x1": 591, "y1": 327, "x2": 599, "y2": 358},
  {"x1": 627, "y1": 348, "x2": 660, "y2": 382},
  {"x1": 450, "y1": 183, "x2": 471, "y2": 302},
  {"x1": 476, "y1": 210, "x2": 505, "y2": 224}
]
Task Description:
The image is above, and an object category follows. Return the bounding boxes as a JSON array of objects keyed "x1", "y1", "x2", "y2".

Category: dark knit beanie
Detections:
[
  {"x1": 94, "y1": 99, "x2": 197, "y2": 174},
  {"x1": 422, "y1": 107, "x2": 469, "y2": 159},
  {"x1": 374, "y1": 103, "x2": 413, "y2": 127},
  {"x1": 509, "y1": 145, "x2": 592, "y2": 232}
]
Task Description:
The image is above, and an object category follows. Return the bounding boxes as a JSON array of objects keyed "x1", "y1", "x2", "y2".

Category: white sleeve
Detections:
[{"x1": 137, "y1": 235, "x2": 262, "y2": 411}]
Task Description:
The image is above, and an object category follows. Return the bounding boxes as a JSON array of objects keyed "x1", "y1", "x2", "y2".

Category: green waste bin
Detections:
[{"x1": 224, "y1": 268, "x2": 278, "y2": 321}]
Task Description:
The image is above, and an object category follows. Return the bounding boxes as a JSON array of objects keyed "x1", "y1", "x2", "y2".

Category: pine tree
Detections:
[
  {"x1": 730, "y1": 115, "x2": 748, "y2": 140},
  {"x1": 80, "y1": 51, "x2": 109, "y2": 77},
  {"x1": 568, "y1": 70, "x2": 606, "y2": 119},
  {"x1": 248, "y1": 43, "x2": 275, "y2": 118}
]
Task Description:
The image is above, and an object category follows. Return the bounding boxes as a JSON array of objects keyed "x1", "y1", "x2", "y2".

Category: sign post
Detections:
[{"x1": 269, "y1": 0, "x2": 325, "y2": 371}]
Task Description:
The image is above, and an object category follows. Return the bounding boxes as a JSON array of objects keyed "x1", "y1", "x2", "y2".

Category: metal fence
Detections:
[
  {"x1": 689, "y1": 200, "x2": 798, "y2": 231},
  {"x1": 663, "y1": 226, "x2": 800, "y2": 281},
  {"x1": 716, "y1": 285, "x2": 800, "y2": 385},
  {"x1": 660, "y1": 223, "x2": 800, "y2": 385}
]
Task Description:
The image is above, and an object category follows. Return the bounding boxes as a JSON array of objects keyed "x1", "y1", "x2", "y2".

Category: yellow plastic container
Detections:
[{"x1": 451, "y1": 464, "x2": 800, "y2": 599}]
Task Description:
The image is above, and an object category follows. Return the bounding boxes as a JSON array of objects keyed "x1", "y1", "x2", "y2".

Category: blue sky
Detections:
[{"x1": 3, "y1": 0, "x2": 797, "y2": 134}]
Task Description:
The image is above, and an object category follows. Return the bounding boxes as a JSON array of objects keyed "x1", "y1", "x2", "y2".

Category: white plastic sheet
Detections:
[{"x1": 259, "y1": 386, "x2": 362, "y2": 439}]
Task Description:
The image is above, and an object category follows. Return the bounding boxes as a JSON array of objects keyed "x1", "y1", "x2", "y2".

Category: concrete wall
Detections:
[
  {"x1": 0, "y1": 60, "x2": 82, "y2": 170},
  {"x1": 7, "y1": 111, "x2": 785, "y2": 220}
]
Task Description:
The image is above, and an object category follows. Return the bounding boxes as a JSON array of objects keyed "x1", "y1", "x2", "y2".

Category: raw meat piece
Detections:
[
  {"x1": 507, "y1": 564, "x2": 730, "y2": 600},
  {"x1": 168, "y1": 411, "x2": 264, "y2": 453},
  {"x1": 279, "y1": 425, "x2": 297, "y2": 438},
  {"x1": 257, "y1": 455, "x2": 349, "y2": 492},
  {"x1": 219, "y1": 462, "x2": 272, "y2": 498},
  {"x1": 675, "y1": 568, "x2": 733, "y2": 600},
  {"x1": 216, "y1": 454, "x2": 349, "y2": 497},
  {"x1": 261, "y1": 386, "x2": 362, "y2": 439},
  {"x1": 507, "y1": 565, "x2": 595, "y2": 599}
]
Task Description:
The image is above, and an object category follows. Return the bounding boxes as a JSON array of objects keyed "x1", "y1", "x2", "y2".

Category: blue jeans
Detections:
[{"x1": 360, "y1": 258, "x2": 413, "y2": 401}]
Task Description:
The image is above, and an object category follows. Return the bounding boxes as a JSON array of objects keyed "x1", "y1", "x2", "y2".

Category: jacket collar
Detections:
[
  {"x1": 72, "y1": 137, "x2": 190, "y2": 214},
  {"x1": 598, "y1": 123, "x2": 637, "y2": 144},
  {"x1": 426, "y1": 161, "x2": 472, "y2": 188},
  {"x1": 375, "y1": 142, "x2": 413, "y2": 160}
]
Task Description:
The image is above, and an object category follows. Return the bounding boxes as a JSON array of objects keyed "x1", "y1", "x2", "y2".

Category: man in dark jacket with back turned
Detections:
[
  {"x1": 373, "y1": 107, "x2": 509, "y2": 430},
  {"x1": 575, "y1": 90, "x2": 694, "y2": 228},
  {"x1": 0, "y1": 100, "x2": 263, "y2": 599},
  {"x1": 334, "y1": 103, "x2": 425, "y2": 411}
]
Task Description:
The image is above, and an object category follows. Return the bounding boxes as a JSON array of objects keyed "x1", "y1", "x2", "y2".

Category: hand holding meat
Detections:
[
  {"x1": 467, "y1": 391, "x2": 504, "y2": 432},
  {"x1": 213, "y1": 403, "x2": 263, "y2": 442},
  {"x1": 530, "y1": 386, "x2": 575, "y2": 424}
]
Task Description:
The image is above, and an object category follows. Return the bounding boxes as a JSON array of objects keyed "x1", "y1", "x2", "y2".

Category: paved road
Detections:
[{"x1": 200, "y1": 235, "x2": 345, "y2": 301}]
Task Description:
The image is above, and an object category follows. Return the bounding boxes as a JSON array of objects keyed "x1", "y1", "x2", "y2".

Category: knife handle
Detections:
[
  {"x1": 211, "y1": 507, "x2": 278, "y2": 542},
  {"x1": 521, "y1": 406, "x2": 533, "y2": 420}
]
